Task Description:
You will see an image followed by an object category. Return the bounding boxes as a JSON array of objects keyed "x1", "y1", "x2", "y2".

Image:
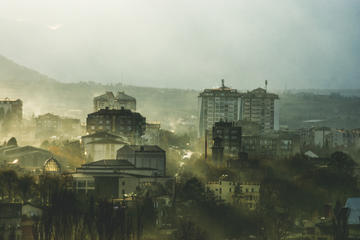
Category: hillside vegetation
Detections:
[{"x1": 1, "y1": 55, "x2": 360, "y2": 129}]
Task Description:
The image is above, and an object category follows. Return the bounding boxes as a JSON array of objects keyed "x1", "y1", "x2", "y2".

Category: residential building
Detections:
[
  {"x1": 198, "y1": 80, "x2": 242, "y2": 137},
  {"x1": 206, "y1": 179, "x2": 260, "y2": 210},
  {"x1": 86, "y1": 108, "x2": 146, "y2": 144},
  {"x1": 117, "y1": 145, "x2": 166, "y2": 176},
  {"x1": 242, "y1": 130, "x2": 300, "y2": 158},
  {"x1": 0, "y1": 98, "x2": 22, "y2": 132},
  {"x1": 70, "y1": 159, "x2": 173, "y2": 199},
  {"x1": 35, "y1": 113, "x2": 82, "y2": 139},
  {"x1": 240, "y1": 88, "x2": 279, "y2": 132},
  {"x1": 94, "y1": 91, "x2": 136, "y2": 111},
  {"x1": 212, "y1": 121, "x2": 242, "y2": 157}
]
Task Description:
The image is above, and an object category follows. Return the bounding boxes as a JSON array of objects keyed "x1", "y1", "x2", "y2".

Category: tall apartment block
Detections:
[
  {"x1": 198, "y1": 80, "x2": 242, "y2": 137},
  {"x1": 241, "y1": 88, "x2": 279, "y2": 132},
  {"x1": 94, "y1": 91, "x2": 136, "y2": 111}
]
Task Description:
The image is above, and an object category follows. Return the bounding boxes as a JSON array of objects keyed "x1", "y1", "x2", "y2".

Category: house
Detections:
[
  {"x1": 116, "y1": 145, "x2": 166, "y2": 176},
  {"x1": 206, "y1": 179, "x2": 260, "y2": 210}
]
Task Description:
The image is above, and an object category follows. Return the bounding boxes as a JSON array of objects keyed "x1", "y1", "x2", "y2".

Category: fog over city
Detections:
[{"x1": 1, "y1": 0, "x2": 359, "y2": 89}]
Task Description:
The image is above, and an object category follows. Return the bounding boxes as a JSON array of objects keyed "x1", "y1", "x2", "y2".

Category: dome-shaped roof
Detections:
[{"x1": 43, "y1": 157, "x2": 61, "y2": 173}]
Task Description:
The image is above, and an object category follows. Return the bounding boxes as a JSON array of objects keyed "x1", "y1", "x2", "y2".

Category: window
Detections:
[{"x1": 122, "y1": 181, "x2": 125, "y2": 186}]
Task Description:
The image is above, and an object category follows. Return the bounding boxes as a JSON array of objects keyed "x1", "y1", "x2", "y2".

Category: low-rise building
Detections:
[
  {"x1": 242, "y1": 130, "x2": 300, "y2": 158},
  {"x1": 206, "y1": 179, "x2": 260, "y2": 210},
  {"x1": 0, "y1": 145, "x2": 52, "y2": 170},
  {"x1": 70, "y1": 159, "x2": 173, "y2": 199},
  {"x1": 117, "y1": 145, "x2": 166, "y2": 176}
]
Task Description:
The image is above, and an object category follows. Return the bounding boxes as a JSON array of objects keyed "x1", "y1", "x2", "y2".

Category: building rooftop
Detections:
[
  {"x1": 88, "y1": 108, "x2": 144, "y2": 118},
  {"x1": 116, "y1": 91, "x2": 136, "y2": 101},
  {"x1": 87, "y1": 139, "x2": 127, "y2": 145},
  {"x1": 241, "y1": 88, "x2": 279, "y2": 99},
  {"x1": 82, "y1": 159, "x2": 135, "y2": 168},
  {"x1": 119, "y1": 145, "x2": 165, "y2": 153}
]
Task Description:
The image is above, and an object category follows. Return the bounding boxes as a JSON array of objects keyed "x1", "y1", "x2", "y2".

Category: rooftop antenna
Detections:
[
  {"x1": 221, "y1": 79, "x2": 225, "y2": 88},
  {"x1": 265, "y1": 80, "x2": 268, "y2": 92}
]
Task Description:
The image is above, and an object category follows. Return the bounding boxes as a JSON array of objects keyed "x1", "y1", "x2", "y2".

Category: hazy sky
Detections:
[{"x1": 0, "y1": 0, "x2": 359, "y2": 90}]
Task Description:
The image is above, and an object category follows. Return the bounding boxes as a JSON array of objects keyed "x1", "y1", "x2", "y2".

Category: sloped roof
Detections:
[
  {"x1": 118, "y1": 145, "x2": 165, "y2": 153},
  {"x1": 83, "y1": 159, "x2": 135, "y2": 168},
  {"x1": 87, "y1": 139, "x2": 127, "y2": 145},
  {"x1": 345, "y1": 198, "x2": 360, "y2": 224},
  {"x1": 116, "y1": 91, "x2": 136, "y2": 101},
  {"x1": 94, "y1": 91, "x2": 115, "y2": 100}
]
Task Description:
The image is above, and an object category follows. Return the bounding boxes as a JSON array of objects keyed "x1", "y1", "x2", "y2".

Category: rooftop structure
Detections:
[{"x1": 94, "y1": 91, "x2": 136, "y2": 111}]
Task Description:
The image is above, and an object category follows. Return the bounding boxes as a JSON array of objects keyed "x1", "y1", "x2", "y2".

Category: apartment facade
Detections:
[
  {"x1": 198, "y1": 80, "x2": 242, "y2": 137},
  {"x1": 86, "y1": 108, "x2": 146, "y2": 144},
  {"x1": 241, "y1": 88, "x2": 279, "y2": 132}
]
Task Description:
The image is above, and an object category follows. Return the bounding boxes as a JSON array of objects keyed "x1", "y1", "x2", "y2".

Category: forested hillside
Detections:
[{"x1": 1, "y1": 55, "x2": 360, "y2": 130}]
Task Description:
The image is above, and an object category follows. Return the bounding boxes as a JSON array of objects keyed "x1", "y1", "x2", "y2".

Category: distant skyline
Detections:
[{"x1": 1, "y1": 0, "x2": 360, "y2": 90}]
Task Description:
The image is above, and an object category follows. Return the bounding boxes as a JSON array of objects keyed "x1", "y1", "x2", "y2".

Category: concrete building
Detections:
[
  {"x1": 212, "y1": 121, "x2": 242, "y2": 157},
  {"x1": 0, "y1": 98, "x2": 22, "y2": 132},
  {"x1": 117, "y1": 145, "x2": 166, "y2": 176},
  {"x1": 241, "y1": 88, "x2": 279, "y2": 132},
  {"x1": 71, "y1": 159, "x2": 173, "y2": 199},
  {"x1": 35, "y1": 113, "x2": 82, "y2": 139},
  {"x1": 242, "y1": 130, "x2": 300, "y2": 158},
  {"x1": 143, "y1": 122, "x2": 161, "y2": 145},
  {"x1": 198, "y1": 80, "x2": 242, "y2": 137},
  {"x1": 94, "y1": 91, "x2": 136, "y2": 111},
  {"x1": 86, "y1": 108, "x2": 146, "y2": 144},
  {"x1": 82, "y1": 131, "x2": 128, "y2": 162},
  {"x1": 206, "y1": 179, "x2": 260, "y2": 210}
]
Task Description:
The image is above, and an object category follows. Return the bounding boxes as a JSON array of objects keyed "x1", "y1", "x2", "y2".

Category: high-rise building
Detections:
[
  {"x1": 198, "y1": 80, "x2": 242, "y2": 137},
  {"x1": 241, "y1": 88, "x2": 279, "y2": 132},
  {"x1": 93, "y1": 91, "x2": 136, "y2": 111},
  {"x1": 86, "y1": 107, "x2": 146, "y2": 144}
]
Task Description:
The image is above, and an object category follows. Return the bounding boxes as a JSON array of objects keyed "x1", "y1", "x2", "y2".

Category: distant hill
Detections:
[{"x1": 1, "y1": 55, "x2": 360, "y2": 130}]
